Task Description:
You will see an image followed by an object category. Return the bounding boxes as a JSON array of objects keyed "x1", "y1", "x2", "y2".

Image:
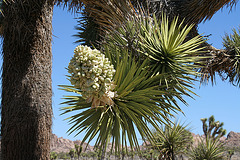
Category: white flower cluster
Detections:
[{"x1": 68, "y1": 45, "x2": 116, "y2": 108}]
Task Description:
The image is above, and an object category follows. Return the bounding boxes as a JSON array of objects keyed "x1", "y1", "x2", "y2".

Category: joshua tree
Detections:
[
  {"x1": 89, "y1": 151, "x2": 98, "y2": 160},
  {"x1": 149, "y1": 149, "x2": 154, "y2": 160},
  {"x1": 50, "y1": 152, "x2": 58, "y2": 160},
  {"x1": 188, "y1": 116, "x2": 226, "y2": 160},
  {"x1": 188, "y1": 137, "x2": 225, "y2": 160},
  {"x1": 1, "y1": 1, "x2": 54, "y2": 159},
  {"x1": 2, "y1": 0, "x2": 236, "y2": 159},
  {"x1": 128, "y1": 151, "x2": 135, "y2": 160},
  {"x1": 121, "y1": 147, "x2": 127, "y2": 160},
  {"x1": 75, "y1": 0, "x2": 240, "y2": 86},
  {"x1": 60, "y1": 13, "x2": 204, "y2": 155},
  {"x1": 151, "y1": 121, "x2": 193, "y2": 160},
  {"x1": 201, "y1": 115, "x2": 227, "y2": 139},
  {"x1": 60, "y1": 1, "x2": 238, "y2": 159},
  {"x1": 0, "y1": 0, "x2": 86, "y2": 158},
  {"x1": 0, "y1": 0, "x2": 94, "y2": 159},
  {"x1": 228, "y1": 150, "x2": 234, "y2": 160},
  {"x1": 75, "y1": 144, "x2": 82, "y2": 160},
  {"x1": 69, "y1": 149, "x2": 75, "y2": 160}
]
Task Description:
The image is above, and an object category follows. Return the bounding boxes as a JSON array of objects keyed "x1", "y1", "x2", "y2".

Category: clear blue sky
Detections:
[{"x1": 51, "y1": 4, "x2": 240, "y2": 144}]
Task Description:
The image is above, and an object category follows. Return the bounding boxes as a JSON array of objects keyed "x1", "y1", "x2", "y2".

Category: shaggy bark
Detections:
[{"x1": 1, "y1": 0, "x2": 54, "y2": 159}]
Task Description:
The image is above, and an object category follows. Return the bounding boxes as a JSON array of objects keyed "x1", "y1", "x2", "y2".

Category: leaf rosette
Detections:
[{"x1": 60, "y1": 13, "x2": 206, "y2": 155}]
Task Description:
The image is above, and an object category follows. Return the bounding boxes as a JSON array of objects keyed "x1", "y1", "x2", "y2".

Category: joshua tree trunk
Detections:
[{"x1": 1, "y1": 0, "x2": 54, "y2": 159}]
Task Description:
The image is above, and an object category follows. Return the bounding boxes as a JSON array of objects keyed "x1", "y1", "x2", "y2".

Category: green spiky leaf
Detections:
[
  {"x1": 60, "y1": 47, "x2": 183, "y2": 155},
  {"x1": 222, "y1": 27, "x2": 240, "y2": 86}
]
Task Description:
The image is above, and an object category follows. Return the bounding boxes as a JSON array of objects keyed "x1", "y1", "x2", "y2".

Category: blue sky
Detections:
[{"x1": 51, "y1": 4, "x2": 240, "y2": 144}]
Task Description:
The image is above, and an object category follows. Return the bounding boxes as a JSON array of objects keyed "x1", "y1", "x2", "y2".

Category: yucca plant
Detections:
[
  {"x1": 151, "y1": 121, "x2": 193, "y2": 160},
  {"x1": 139, "y1": 14, "x2": 205, "y2": 76},
  {"x1": 222, "y1": 27, "x2": 240, "y2": 86},
  {"x1": 73, "y1": 7, "x2": 101, "y2": 48},
  {"x1": 60, "y1": 45, "x2": 180, "y2": 155},
  {"x1": 73, "y1": 0, "x2": 240, "y2": 88},
  {"x1": 73, "y1": 0, "x2": 237, "y2": 48},
  {"x1": 188, "y1": 137, "x2": 225, "y2": 160},
  {"x1": 137, "y1": 14, "x2": 207, "y2": 106},
  {"x1": 200, "y1": 27, "x2": 240, "y2": 86},
  {"x1": 103, "y1": 11, "x2": 207, "y2": 107},
  {"x1": 201, "y1": 115, "x2": 227, "y2": 140},
  {"x1": 60, "y1": 11, "x2": 206, "y2": 156}
]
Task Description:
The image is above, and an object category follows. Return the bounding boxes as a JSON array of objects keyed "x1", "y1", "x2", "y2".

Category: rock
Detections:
[
  {"x1": 50, "y1": 134, "x2": 93, "y2": 153},
  {"x1": 227, "y1": 131, "x2": 240, "y2": 140},
  {"x1": 192, "y1": 133, "x2": 203, "y2": 147},
  {"x1": 224, "y1": 131, "x2": 240, "y2": 148}
]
